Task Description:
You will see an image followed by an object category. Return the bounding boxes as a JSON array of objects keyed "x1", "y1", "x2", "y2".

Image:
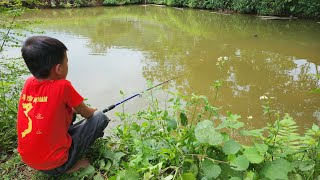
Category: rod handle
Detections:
[{"x1": 103, "y1": 104, "x2": 116, "y2": 113}]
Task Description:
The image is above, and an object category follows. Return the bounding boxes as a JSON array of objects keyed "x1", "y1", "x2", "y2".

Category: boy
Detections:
[{"x1": 17, "y1": 36, "x2": 109, "y2": 175}]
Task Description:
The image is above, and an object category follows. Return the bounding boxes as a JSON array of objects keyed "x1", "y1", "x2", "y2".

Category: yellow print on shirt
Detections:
[
  {"x1": 21, "y1": 94, "x2": 48, "y2": 138},
  {"x1": 21, "y1": 103, "x2": 33, "y2": 138}
]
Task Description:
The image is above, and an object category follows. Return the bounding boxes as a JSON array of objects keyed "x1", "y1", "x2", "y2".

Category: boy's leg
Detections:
[{"x1": 41, "y1": 111, "x2": 109, "y2": 175}]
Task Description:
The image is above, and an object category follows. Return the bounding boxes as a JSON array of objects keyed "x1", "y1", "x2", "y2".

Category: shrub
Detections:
[{"x1": 232, "y1": 0, "x2": 259, "y2": 14}]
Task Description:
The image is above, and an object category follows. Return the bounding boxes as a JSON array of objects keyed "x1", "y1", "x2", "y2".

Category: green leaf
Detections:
[
  {"x1": 311, "y1": 88, "x2": 320, "y2": 93},
  {"x1": 254, "y1": 143, "x2": 268, "y2": 154},
  {"x1": 230, "y1": 155, "x2": 249, "y2": 171},
  {"x1": 240, "y1": 129, "x2": 264, "y2": 137},
  {"x1": 290, "y1": 6, "x2": 295, "y2": 12},
  {"x1": 227, "y1": 113, "x2": 241, "y2": 121},
  {"x1": 180, "y1": 112, "x2": 188, "y2": 126},
  {"x1": 104, "y1": 150, "x2": 126, "y2": 168},
  {"x1": 77, "y1": 165, "x2": 95, "y2": 179},
  {"x1": 201, "y1": 159, "x2": 221, "y2": 179},
  {"x1": 114, "y1": 152, "x2": 126, "y2": 162},
  {"x1": 243, "y1": 147, "x2": 264, "y2": 164},
  {"x1": 288, "y1": 173, "x2": 303, "y2": 180},
  {"x1": 167, "y1": 119, "x2": 177, "y2": 131},
  {"x1": 93, "y1": 172, "x2": 105, "y2": 180},
  {"x1": 195, "y1": 120, "x2": 223, "y2": 145},
  {"x1": 223, "y1": 140, "x2": 241, "y2": 155},
  {"x1": 117, "y1": 169, "x2": 140, "y2": 180},
  {"x1": 298, "y1": 160, "x2": 315, "y2": 171},
  {"x1": 179, "y1": 173, "x2": 196, "y2": 180},
  {"x1": 312, "y1": 124, "x2": 319, "y2": 131},
  {"x1": 182, "y1": 160, "x2": 199, "y2": 176},
  {"x1": 261, "y1": 159, "x2": 294, "y2": 180},
  {"x1": 229, "y1": 177, "x2": 242, "y2": 180}
]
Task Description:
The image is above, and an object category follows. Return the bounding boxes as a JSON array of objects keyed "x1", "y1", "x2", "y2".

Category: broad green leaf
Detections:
[
  {"x1": 261, "y1": 159, "x2": 294, "y2": 180},
  {"x1": 114, "y1": 152, "x2": 126, "y2": 164},
  {"x1": 217, "y1": 120, "x2": 244, "y2": 130},
  {"x1": 117, "y1": 169, "x2": 140, "y2": 180},
  {"x1": 77, "y1": 165, "x2": 95, "y2": 179},
  {"x1": 202, "y1": 159, "x2": 221, "y2": 179},
  {"x1": 93, "y1": 172, "x2": 105, "y2": 180},
  {"x1": 167, "y1": 119, "x2": 177, "y2": 131},
  {"x1": 180, "y1": 112, "x2": 188, "y2": 126},
  {"x1": 244, "y1": 171, "x2": 256, "y2": 180},
  {"x1": 179, "y1": 173, "x2": 196, "y2": 180},
  {"x1": 230, "y1": 155, "x2": 249, "y2": 171},
  {"x1": 219, "y1": 164, "x2": 243, "y2": 179},
  {"x1": 99, "y1": 159, "x2": 105, "y2": 169},
  {"x1": 195, "y1": 120, "x2": 223, "y2": 145},
  {"x1": 182, "y1": 160, "x2": 199, "y2": 176},
  {"x1": 243, "y1": 147, "x2": 264, "y2": 164},
  {"x1": 223, "y1": 140, "x2": 241, "y2": 155},
  {"x1": 290, "y1": 6, "x2": 295, "y2": 12},
  {"x1": 229, "y1": 177, "x2": 242, "y2": 180},
  {"x1": 298, "y1": 160, "x2": 315, "y2": 171},
  {"x1": 254, "y1": 143, "x2": 268, "y2": 154},
  {"x1": 288, "y1": 173, "x2": 303, "y2": 180},
  {"x1": 312, "y1": 124, "x2": 319, "y2": 131}
]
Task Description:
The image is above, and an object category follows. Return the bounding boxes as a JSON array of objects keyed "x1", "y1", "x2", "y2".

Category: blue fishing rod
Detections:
[{"x1": 102, "y1": 76, "x2": 179, "y2": 113}]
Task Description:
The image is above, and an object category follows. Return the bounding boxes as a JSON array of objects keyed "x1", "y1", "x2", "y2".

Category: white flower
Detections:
[
  {"x1": 223, "y1": 56, "x2": 228, "y2": 61},
  {"x1": 218, "y1": 57, "x2": 223, "y2": 61},
  {"x1": 247, "y1": 116, "x2": 253, "y2": 119},
  {"x1": 259, "y1": 95, "x2": 268, "y2": 100}
]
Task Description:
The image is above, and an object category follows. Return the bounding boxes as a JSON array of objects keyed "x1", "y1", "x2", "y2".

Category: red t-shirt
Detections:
[{"x1": 17, "y1": 76, "x2": 84, "y2": 170}]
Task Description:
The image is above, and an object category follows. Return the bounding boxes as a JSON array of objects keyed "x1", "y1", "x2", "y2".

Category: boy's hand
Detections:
[{"x1": 74, "y1": 102, "x2": 97, "y2": 119}]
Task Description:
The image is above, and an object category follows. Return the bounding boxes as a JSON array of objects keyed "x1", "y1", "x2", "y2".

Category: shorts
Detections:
[{"x1": 41, "y1": 111, "x2": 109, "y2": 176}]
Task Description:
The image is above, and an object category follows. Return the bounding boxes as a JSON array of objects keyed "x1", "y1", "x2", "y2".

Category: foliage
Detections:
[
  {"x1": 103, "y1": 0, "x2": 141, "y2": 6},
  {"x1": 0, "y1": 58, "x2": 27, "y2": 153},
  {"x1": 37, "y1": 0, "x2": 102, "y2": 8},
  {"x1": 81, "y1": 90, "x2": 320, "y2": 179},
  {"x1": 0, "y1": 0, "x2": 40, "y2": 154},
  {"x1": 3, "y1": 0, "x2": 320, "y2": 18},
  {"x1": 232, "y1": 0, "x2": 259, "y2": 14}
]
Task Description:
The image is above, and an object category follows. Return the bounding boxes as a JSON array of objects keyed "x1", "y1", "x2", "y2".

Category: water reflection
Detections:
[{"x1": 18, "y1": 5, "x2": 320, "y2": 129}]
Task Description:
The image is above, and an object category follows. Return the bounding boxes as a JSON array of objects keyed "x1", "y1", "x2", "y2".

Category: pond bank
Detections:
[{"x1": 19, "y1": 0, "x2": 320, "y2": 20}]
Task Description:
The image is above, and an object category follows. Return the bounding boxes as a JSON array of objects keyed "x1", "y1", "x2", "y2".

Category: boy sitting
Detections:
[{"x1": 17, "y1": 36, "x2": 109, "y2": 175}]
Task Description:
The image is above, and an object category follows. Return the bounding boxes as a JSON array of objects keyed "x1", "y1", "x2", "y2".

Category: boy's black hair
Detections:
[{"x1": 21, "y1": 36, "x2": 68, "y2": 79}]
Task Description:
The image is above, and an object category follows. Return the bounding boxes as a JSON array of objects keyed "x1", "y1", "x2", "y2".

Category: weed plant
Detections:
[{"x1": 35, "y1": 56, "x2": 319, "y2": 180}]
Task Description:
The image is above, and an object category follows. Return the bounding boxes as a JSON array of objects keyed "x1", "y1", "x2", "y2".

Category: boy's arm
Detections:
[{"x1": 74, "y1": 102, "x2": 97, "y2": 119}]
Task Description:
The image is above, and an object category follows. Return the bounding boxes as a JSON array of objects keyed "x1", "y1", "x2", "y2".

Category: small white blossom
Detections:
[
  {"x1": 218, "y1": 57, "x2": 223, "y2": 61},
  {"x1": 259, "y1": 95, "x2": 268, "y2": 100},
  {"x1": 223, "y1": 56, "x2": 228, "y2": 61},
  {"x1": 247, "y1": 116, "x2": 253, "y2": 119}
]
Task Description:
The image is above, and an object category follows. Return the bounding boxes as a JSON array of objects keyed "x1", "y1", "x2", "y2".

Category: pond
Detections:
[{"x1": 8, "y1": 5, "x2": 320, "y2": 130}]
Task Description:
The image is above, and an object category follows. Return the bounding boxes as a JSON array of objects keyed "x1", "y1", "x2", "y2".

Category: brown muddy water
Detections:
[{"x1": 6, "y1": 5, "x2": 320, "y2": 131}]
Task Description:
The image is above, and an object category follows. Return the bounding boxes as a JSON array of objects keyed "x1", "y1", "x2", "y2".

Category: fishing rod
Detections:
[{"x1": 102, "y1": 76, "x2": 179, "y2": 113}]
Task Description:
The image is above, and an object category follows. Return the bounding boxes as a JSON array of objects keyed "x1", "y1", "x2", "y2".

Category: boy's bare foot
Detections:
[{"x1": 65, "y1": 158, "x2": 90, "y2": 174}]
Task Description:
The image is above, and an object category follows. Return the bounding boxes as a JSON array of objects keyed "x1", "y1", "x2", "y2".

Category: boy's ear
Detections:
[{"x1": 54, "y1": 64, "x2": 62, "y2": 75}]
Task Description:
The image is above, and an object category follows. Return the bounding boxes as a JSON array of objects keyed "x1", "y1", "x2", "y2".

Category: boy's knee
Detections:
[{"x1": 90, "y1": 111, "x2": 109, "y2": 128}]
